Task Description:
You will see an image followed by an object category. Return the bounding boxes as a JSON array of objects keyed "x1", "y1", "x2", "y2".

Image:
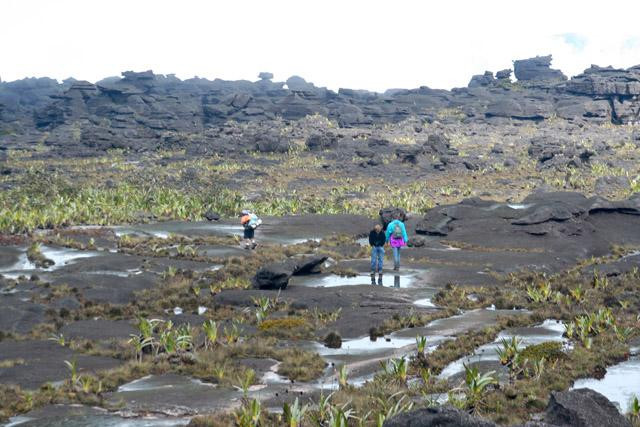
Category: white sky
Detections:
[{"x1": 2, "y1": 0, "x2": 640, "y2": 92}]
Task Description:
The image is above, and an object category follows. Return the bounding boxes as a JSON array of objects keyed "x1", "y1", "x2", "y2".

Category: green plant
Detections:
[
  {"x1": 457, "y1": 363, "x2": 497, "y2": 411},
  {"x1": 64, "y1": 359, "x2": 79, "y2": 385},
  {"x1": 337, "y1": 364, "x2": 348, "y2": 389},
  {"x1": 235, "y1": 398, "x2": 262, "y2": 427},
  {"x1": 128, "y1": 334, "x2": 154, "y2": 363},
  {"x1": 563, "y1": 321, "x2": 575, "y2": 339},
  {"x1": 613, "y1": 325, "x2": 634, "y2": 343},
  {"x1": 78, "y1": 375, "x2": 93, "y2": 393},
  {"x1": 569, "y1": 285, "x2": 585, "y2": 303},
  {"x1": 237, "y1": 369, "x2": 255, "y2": 397},
  {"x1": 48, "y1": 333, "x2": 66, "y2": 346},
  {"x1": 416, "y1": 335, "x2": 427, "y2": 356},
  {"x1": 202, "y1": 319, "x2": 218, "y2": 350},
  {"x1": 375, "y1": 391, "x2": 414, "y2": 425},
  {"x1": 592, "y1": 269, "x2": 609, "y2": 290},
  {"x1": 629, "y1": 395, "x2": 640, "y2": 420},
  {"x1": 283, "y1": 397, "x2": 309, "y2": 427},
  {"x1": 384, "y1": 358, "x2": 408, "y2": 384},
  {"x1": 328, "y1": 406, "x2": 353, "y2": 427},
  {"x1": 309, "y1": 391, "x2": 335, "y2": 426}
]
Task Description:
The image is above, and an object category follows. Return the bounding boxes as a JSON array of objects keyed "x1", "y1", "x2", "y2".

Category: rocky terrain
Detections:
[
  {"x1": 1, "y1": 55, "x2": 640, "y2": 426},
  {"x1": 1, "y1": 55, "x2": 639, "y2": 158}
]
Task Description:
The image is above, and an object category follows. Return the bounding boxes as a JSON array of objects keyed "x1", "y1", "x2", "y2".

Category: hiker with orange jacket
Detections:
[{"x1": 240, "y1": 209, "x2": 262, "y2": 249}]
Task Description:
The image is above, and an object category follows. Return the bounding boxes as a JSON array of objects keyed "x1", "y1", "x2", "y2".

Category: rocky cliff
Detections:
[{"x1": 1, "y1": 55, "x2": 639, "y2": 156}]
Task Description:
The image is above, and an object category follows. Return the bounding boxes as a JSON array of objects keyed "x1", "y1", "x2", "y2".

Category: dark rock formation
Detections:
[
  {"x1": 383, "y1": 406, "x2": 496, "y2": 427},
  {"x1": 543, "y1": 388, "x2": 632, "y2": 427},
  {"x1": 252, "y1": 256, "x2": 328, "y2": 290},
  {"x1": 514, "y1": 55, "x2": 567, "y2": 81},
  {"x1": 468, "y1": 71, "x2": 495, "y2": 87},
  {"x1": 2, "y1": 55, "x2": 640, "y2": 156},
  {"x1": 415, "y1": 192, "x2": 640, "y2": 254}
]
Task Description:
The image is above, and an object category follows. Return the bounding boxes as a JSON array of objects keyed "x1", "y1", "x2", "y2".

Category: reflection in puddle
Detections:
[
  {"x1": 292, "y1": 271, "x2": 420, "y2": 288},
  {"x1": 572, "y1": 357, "x2": 640, "y2": 413}
]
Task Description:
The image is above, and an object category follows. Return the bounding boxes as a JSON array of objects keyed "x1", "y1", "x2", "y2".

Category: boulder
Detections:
[
  {"x1": 594, "y1": 176, "x2": 630, "y2": 195},
  {"x1": 468, "y1": 71, "x2": 495, "y2": 88},
  {"x1": 203, "y1": 211, "x2": 221, "y2": 221},
  {"x1": 306, "y1": 133, "x2": 337, "y2": 151},
  {"x1": 496, "y1": 69, "x2": 512, "y2": 80},
  {"x1": 513, "y1": 55, "x2": 567, "y2": 81},
  {"x1": 396, "y1": 145, "x2": 424, "y2": 164},
  {"x1": 252, "y1": 256, "x2": 328, "y2": 290},
  {"x1": 252, "y1": 262, "x2": 294, "y2": 290},
  {"x1": 512, "y1": 204, "x2": 574, "y2": 225},
  {"x1": 383, "y1": 406, "x2": 496, "y2": 427},
  {"x1": 255, "y1": 133, "x2": 290, "y2": 153},
  {"x1": 543, "y1": 388, "x2": 632, "y2": 427}
]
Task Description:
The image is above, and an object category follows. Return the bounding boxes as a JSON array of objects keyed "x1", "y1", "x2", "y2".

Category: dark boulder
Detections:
[
  {"x1": 425, "y1": 133, "x2": 454, "y2": 155},
  {"x1": 496, "y1": 69, "x2": 512, "y2": 80},
  {"x1": 379, "y1": 207, "x2": 407, "y2": 228},
  {"x1": 306, "y1": 133, "x2": 337, "y2": 151},
  {"x1": 513, "y1": 55, "x2": 567, "y2": 81},
  {"x1": 512, "y1": 204, "x2": 574, "y2": 225},
  {"x1": 203, "y1": 211, "x2": 221, "y2": 221},
  {"x1": 543, "y1": 388, "x2": 631, "y2": 427},
  {"x1": 415, "y1": 209, "x2": 452, "y2": 236},
  {"x1": 252, "y1": 262, "x2": 294, "y2": 290},
  {"x1": 252, "y1": 256, "x2": 328, "y2": 290},
  {"x1": 396, "y1": 145, "x2": 424, "y2": 164},
  {"x1": 383, "y1": 406, "x2": 496, "y2": 427},
  {"x1": 468, "y1": 71, "x2": 495, "y2": 88},
  {"x1": 255, "y1": 133, "x2": 290, "y2": 153}
]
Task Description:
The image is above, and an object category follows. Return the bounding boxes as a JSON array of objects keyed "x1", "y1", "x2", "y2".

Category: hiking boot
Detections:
[
  {"x1": 370, "y1": 272, "x2": 376, "y2": 285},
  {"x1": 377, "y1": 274, "x2": 383, "y2": 286}
]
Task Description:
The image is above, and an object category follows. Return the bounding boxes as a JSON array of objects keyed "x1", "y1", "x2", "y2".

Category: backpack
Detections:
[
  {"x1": 249, "y1": 214, "x2": 262, "y2": 229},
  {"x1": 392, "y1": 224, "x2": 403, "y2": 238}
]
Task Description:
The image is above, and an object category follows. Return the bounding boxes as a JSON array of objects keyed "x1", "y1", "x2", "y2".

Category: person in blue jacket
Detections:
[{"x1": 385, "y1": 214, "x2": 408, "y2": 271}]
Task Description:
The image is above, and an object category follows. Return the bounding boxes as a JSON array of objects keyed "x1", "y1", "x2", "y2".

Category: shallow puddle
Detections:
[
  {"x1": 572, "y1": 356, "x2": 640, "y2": 414},
  {"x1": 438, "y1": 319, "x2": 566, "y2": 379},
  {"x1": 111, "y1": 221, "x2": 322, "y2": 246},
  {"x1": 291, "y1": 269, "x2": 423, "y2": 288},
  {"x1": 0, "y1": 245, "x2": 100, "y2": 279}
]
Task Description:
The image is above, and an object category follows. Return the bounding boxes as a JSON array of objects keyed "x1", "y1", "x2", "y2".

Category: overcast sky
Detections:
[{"x1": 2, "y1": 0, "x2": 640, "y2": 92}]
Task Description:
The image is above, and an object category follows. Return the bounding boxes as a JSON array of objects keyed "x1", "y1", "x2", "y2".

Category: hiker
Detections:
[
  {"x1": 385, "y1": 214, "x2": 408, "y2": 270},
  {"x1": 369, "y1": 223, "x2": 386, "y2": 285},
  {"x1": 240, "y1": 209, "x2": 262, "y2": 249}
]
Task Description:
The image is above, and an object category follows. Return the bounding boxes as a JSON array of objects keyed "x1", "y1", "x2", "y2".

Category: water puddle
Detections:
[
  {"x1": 291, "y1": 269, "x2": 422, "y2": 288},
  {"x1": 112, "y1": 221, "x2": 322, "y2": 246},
  {"x1": 438, "y1": 319, "x2": 566, "y2": 379},
  {"x1": 0, "y1": 246, "x2": 100, "y2": 279},
  {"x1": 572, "y1": 356, "x2": 640, "y2": 414},
  {"x1": 413, "y1": 298, "x2": 437, "y2": 308}
]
